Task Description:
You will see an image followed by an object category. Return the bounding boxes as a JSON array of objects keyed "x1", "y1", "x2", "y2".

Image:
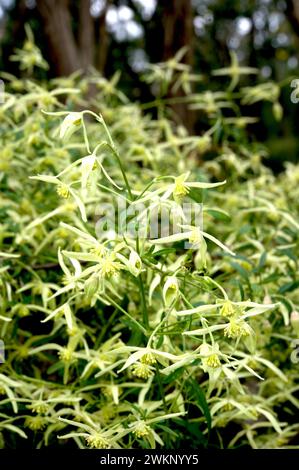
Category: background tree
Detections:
[
  {"x1": 35, "y1": 0, "x2": 81, "y2": 76},
  {"x1": 0, "y1": 0, "x2": 298, "y2": 165}
]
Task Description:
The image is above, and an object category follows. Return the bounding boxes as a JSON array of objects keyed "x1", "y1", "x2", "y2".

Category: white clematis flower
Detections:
[{"x1": 59, "y1": 112, "x2": 82, "y2": 140}]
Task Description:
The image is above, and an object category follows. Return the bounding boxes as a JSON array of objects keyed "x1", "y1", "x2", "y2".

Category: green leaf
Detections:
[
  {"x1": 187, "y1": 377, "x2": 211, "y2": 432},
  {"x1": 205, "y1": 208, "x2": 231, "y2": 222},
  {"x1": 279, "y1": 280, "x2": 299, "y2": 294},
  {"x1": 230, "y1": 261, "x2": 250, "y2": 279},
  {"x1": 187, "y1": 188, "x2": 203, "y2": 203}
]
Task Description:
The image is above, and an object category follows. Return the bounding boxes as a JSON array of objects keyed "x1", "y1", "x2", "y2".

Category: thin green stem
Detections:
[
  {"x1": 83, "y1": 110, "x2": 133, "y2": 200},
  {"x1": 155, "y1": 363, "x2": 167, "y2": 412},
  {"x1": 136, "y1": 236, "x2": 149, "y2": 330},
  {"x1": 100, "y1": 118, "x2": 133, "y2": 200},
  {"x1": 95, "y1": 308, "x2": 118, "y2": 348},
  {"x1": 102, "y1": 294, "x2": 147, "y2": 335},
  {"x1": 138, "y1": 276, "x2": 149, "y2": 330}
]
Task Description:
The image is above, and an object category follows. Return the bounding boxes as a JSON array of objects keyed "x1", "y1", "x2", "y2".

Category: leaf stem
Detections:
[
  {"x1": 136, "y1": 236, "x2": 149, "y2": 330},
  {"x1": 100, "y1": 118, "x2": 133, "y2": 200}
]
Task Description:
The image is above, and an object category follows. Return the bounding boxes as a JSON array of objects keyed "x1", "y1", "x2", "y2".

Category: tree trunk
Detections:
[
  {"x1": 96, "y1": 5, "x2": 109, "y2": 74},
  {"x1": 36, "y1": 0, "x2": 81, "y2": 76},
  {"x1": 161, "y1": 0, "x2": 194, "y2": 66},
  {"x1": 78, "y1": 0, "x2": 94, "y2": 71},
  {"x1": 286, "y1": 0, "x2": 299, "y2": 36},
  {"x1": 160, "y1": 0, "x2": 195, "y2": 133}
]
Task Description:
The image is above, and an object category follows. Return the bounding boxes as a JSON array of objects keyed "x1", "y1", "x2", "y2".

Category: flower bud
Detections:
[
  {"x1": 85, "y1": 276, "x2": 99, "y2": 300},
  {"x1": 197, "y1": 134, "x2": 211, "y2": 154},
  {"x1": 291, "y1": 311, "x2": 299, "y2": 336},
  {"x1": 194, "y1": 237, "x2": 207, "y2": 270},
  {"x1": 163, "y1": 276, "x2": 179, "y2": 307},
  {"x1": 60, "y1": 112, "x2": 82, "y2": 141},
  {"x1": 273, "y1": 102, "x2": 283, "y2": 121},
  {"x1": 81, "y1": 154, "x2": 97, "y2": 189},
  {"x1": 128, "y1": 251, "x2": 142, "y2": 277}
]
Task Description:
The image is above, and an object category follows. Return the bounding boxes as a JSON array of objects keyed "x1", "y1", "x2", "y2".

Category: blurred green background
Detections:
[{"x1": 0, "y1": 0, "x2": 299, "y2": 169}]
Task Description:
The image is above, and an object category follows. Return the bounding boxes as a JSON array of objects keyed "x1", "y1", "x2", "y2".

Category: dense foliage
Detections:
[{"x1": 0, "y1": 39, "x2": 299, "y2": 449}]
